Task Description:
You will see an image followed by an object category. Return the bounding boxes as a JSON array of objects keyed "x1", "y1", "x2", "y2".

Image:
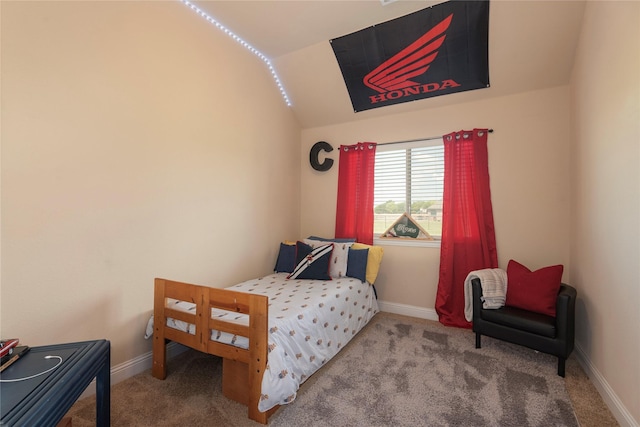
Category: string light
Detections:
[{"x1": 181, "y1": 0, "x2": 292, "y2": 107}]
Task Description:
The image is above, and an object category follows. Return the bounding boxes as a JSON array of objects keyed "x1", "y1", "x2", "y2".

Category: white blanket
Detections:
[{"x1": 464, "y1": 268, "x2": 507, "y2": 322}]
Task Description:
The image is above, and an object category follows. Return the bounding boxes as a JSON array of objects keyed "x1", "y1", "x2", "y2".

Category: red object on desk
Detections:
[
  {"x1": 1, "y1": 346, "x2": 30, "y2": 372},
  {"x1": 0, "y1": 339, "x2": 19, "y2": 358}
]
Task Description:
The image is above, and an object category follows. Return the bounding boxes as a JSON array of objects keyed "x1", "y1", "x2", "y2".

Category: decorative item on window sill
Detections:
[{"x1": 380, "y1": 213, "x2": 434, "y2": 240}]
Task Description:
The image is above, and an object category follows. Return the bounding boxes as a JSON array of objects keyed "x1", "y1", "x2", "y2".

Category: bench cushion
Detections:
[{"x1": 480, "y1": 306, "x2": 556, "y2": 338}]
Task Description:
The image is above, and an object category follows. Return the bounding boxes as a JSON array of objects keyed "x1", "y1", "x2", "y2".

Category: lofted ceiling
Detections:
[{"x1": 191, "y1": 0, "x2": 586, "y2": 128}]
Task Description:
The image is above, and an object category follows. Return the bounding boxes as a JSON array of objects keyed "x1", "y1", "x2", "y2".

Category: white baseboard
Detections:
[
  {"x1": 574, "y1": 343, "x2": 639, "y2": 427},
  {"x1": 377, "y1": 299, "x2": 439, "y2": 321},
  {"x1": 77, "y1": 341, "x2": 188, "y2": 401}
]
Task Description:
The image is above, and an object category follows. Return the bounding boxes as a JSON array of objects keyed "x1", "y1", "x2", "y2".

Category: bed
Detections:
[{"x1": 147, "y1": 239, "x2": 383, "y2": 424}]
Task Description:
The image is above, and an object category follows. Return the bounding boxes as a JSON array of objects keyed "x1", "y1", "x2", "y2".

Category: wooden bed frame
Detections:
[{"x1": 152, "y1": 278, "x2": 279, "y2": 424}]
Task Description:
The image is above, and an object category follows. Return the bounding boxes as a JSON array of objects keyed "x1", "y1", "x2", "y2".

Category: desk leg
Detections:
[{"x1": 95, "y1": 348, "x2": 111, "y2": 427}]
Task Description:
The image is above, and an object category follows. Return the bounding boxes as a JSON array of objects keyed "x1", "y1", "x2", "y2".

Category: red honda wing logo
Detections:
[{"x1": 363, "y1": 13, "x2": 453, "y2": 93}]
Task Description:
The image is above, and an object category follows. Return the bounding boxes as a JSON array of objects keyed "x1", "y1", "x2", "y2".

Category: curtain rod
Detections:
[{"x1": 379, "y1": 129, "x2": 493, "y2": 146}]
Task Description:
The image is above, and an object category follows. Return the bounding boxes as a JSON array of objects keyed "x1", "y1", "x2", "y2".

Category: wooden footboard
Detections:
[{"x1": 152, "y1": 278, "x2": 272, "y2": 424}]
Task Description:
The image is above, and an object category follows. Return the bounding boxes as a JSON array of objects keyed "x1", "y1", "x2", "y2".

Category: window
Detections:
[{"x1": 374, "y1": 139, "x2": 444, "y2": 241}]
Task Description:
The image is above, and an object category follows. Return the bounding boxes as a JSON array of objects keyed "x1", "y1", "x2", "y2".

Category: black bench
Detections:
[{"x1": 471, "y1": 278, "x2": 576, "y2": 377}]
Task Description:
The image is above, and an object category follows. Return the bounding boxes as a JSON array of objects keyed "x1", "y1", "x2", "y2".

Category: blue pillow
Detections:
[
  {"x1": 288, "y1": 241, "x2": 333, "y2": 280},
  {"x1": 274, "y1": 243, "x2": 296, "y2": 273},
  {"x1": 346, "y1": 247, "x2": 369, "y2": 283}
]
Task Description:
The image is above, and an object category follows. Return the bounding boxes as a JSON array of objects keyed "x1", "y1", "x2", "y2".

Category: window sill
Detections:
[{"x1": 373, "y1": 237, "x2": 441, "y2": 248}]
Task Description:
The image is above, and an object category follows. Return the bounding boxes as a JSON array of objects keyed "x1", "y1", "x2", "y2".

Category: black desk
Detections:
[{"x1": 0, "y1": 340, "x2": 110, "y2": 427}]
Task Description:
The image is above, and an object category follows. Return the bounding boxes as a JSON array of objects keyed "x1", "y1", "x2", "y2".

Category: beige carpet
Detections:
[{"x1": 66, "y1": 312, "x2": 618, "y2": 426}]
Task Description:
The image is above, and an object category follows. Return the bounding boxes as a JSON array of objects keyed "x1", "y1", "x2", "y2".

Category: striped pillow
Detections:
[
  {"x1": 304, "y1": 238, "x2": 354, "y2": 278},
  {"x1": 288, "y1": 241, "x2": 333, "y2": 280}
]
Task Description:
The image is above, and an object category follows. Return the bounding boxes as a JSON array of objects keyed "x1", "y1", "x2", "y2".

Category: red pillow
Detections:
[{"x1": 506, "y1": 260, "x2": 563, "y2": 317}]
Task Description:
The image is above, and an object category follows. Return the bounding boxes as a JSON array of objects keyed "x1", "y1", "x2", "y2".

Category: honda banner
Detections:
[{"x1": 330, "y1": 1, "x2": 490, "y2": 112}]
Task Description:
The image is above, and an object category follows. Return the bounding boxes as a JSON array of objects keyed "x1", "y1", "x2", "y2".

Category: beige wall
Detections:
[
  {"x1": 2, "y1": 1, "x2": 638, "y2": 424},
  {"x1": 0, "y1": 2, "x2": 301, "y2": 365},
  {"x1": 570, "y1": 1, "x2": 640, "y2": 424},
  {"x1": 301, "y1": 86, "x2": 571, "y2": 311}
]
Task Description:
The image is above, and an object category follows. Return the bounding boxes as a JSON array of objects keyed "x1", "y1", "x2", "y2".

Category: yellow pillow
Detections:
[{"x1": 351, "y1": 243, "x2": 384, "y2": 284}]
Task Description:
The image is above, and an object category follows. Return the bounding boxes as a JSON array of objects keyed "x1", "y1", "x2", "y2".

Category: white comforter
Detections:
[{"x1": 145, "y1": 273, "x2": 379, "y2": 412}]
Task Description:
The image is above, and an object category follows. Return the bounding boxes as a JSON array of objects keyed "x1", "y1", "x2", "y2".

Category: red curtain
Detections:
[
  {"x1": 335, "y1": 142, "x2": 377, "y2": 245},
  {"x1": 436, "y1": 129, "x2": 498, "y2": 328}
]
